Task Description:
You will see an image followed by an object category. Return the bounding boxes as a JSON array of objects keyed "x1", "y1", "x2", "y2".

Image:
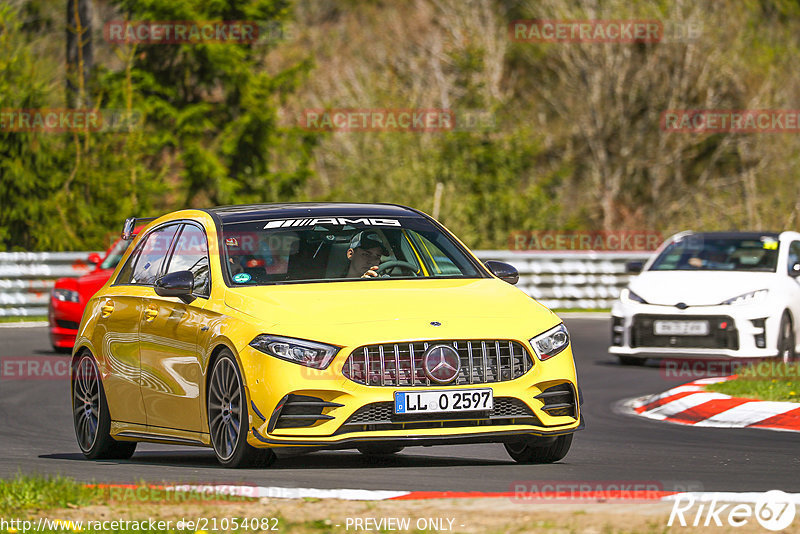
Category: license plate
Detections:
[
  {"x1": 653, "y1": 320, "x2": 709, "y2": 336},
  {"x1": 394, "y1": 388, "x2": 493, "y2": 415}
]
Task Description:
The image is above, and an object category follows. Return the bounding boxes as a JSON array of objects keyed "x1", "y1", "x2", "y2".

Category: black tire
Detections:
[
  {"x1": 208, "y1": 350, "x2": 276, "y2": 468},
  {"x1": 777, "y1": 312, "x2": 796, "y2": 363},
  {"x1": 72, "y1": 352, "x2": 137, "y2": 460},
  {"x1": 53, "y1": 344, "x2": 72, "y2": 355},
  {"x1": 504, "y1": 434, "x2": 573, "y2": 464},
  {"x1": 357, "y1": 444, "x2": 404, "y2": 456},
  {"x1": 617, "y1": 356, "x2": 646, "y2": 366}
]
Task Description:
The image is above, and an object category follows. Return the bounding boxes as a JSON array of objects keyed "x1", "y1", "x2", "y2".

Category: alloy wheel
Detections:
[
  {"x1": 73, "y1": 356, "x2": 101, "y2": 453},
  {"x1": 208, "y1": 357, "x2": 242, "y2": 461}
]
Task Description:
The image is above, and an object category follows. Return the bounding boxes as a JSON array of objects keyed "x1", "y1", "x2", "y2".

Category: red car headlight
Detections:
[{"x1": 52, "y1": 288, "x2": 80, "y2": 303}]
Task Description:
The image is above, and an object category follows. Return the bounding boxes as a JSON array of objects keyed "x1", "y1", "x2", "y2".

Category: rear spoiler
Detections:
[{"x1": 121, "y1": 217, "x2": 158, "y2": 240}]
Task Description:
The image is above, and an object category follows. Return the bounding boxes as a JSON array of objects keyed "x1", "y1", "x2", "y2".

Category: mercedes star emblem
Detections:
[{"x1": 422, "y1": 345, "x2": 461, "y2": 384}]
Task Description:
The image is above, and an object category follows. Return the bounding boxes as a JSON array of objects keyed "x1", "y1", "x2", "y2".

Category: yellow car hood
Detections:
[{"x1": 224, "y1": 278, "x2": 559, "y2": 346}]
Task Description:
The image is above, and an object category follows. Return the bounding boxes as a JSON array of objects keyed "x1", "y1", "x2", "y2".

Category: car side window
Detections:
[
  {"x1": 117, "y1": 225, "x2": 180, "y2": 286},
  {"x1": 788, "y1": 241, "x2": 800, "y2": 274},
  {"x1": 165, "y1": 224, "x2": 211, "y2": 296}
]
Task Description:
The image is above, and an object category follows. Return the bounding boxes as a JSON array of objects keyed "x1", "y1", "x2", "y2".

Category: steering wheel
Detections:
[{"x1": 376, "y1": 260, "x2": 419, "y2": 276}]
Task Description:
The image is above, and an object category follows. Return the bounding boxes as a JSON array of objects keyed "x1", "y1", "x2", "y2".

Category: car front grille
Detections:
[
  {"x1": 631, "y1": 315, "x2": 738, "y2": 350},
  {"x1": 342, "y1": 340, "x2": 533, "y2": 387},
  {"x1": 56, "y1": 319, "x2": 80, "y2": 330},
  {"x1": 335, "y1": 397, "x2": 541, "y2": 434}
]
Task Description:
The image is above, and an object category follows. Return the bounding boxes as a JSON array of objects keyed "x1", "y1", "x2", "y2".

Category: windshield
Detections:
[
  {"x1": 649, "y1": 235, "x2": 779, "y2": 272},
  {"x1": 220, "y1": 216, "x2": 482, "y2": 285},
  {"x1": 100, "y1": 238, "x2": 132, "y2": 270}
]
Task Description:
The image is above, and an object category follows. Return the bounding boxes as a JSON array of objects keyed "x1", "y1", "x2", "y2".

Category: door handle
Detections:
[
  {"x1": 143, "y1": 306, "x2": 158, "y2": 321},
  {"x1": 100, "y1": 302, "x2": 114, "y2": 317}
]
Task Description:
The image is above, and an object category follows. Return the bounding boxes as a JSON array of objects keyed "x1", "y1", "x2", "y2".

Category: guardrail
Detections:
[
  {"x1": 0, "y1": 252, "x2": 100, "y2": 317},
  {"x1": 477, "y1": 251, "x2": 651, "y2": 309},
  {"x1": 0, "y1": 250, "x2": 652, "y2": 317}
]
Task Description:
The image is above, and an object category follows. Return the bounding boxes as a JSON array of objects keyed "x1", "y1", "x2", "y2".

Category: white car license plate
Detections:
[
  {"x1": 394, "y1": 388, "x2": 493, "y2": 415},
  {"x1": 653, "y1": 320, "x2": 710, "y2": 336}
]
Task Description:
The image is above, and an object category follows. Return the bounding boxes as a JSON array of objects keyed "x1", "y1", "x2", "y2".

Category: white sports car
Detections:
[{"x1": 610, "y1": 231, "x2": 800, "y2": 364}]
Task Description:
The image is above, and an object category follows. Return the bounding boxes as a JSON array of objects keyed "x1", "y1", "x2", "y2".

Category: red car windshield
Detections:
[{"x1": 100, "y1": 239, "x2": 132, "y2": 270}]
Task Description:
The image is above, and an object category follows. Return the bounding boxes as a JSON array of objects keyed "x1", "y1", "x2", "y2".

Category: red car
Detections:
[{"x1": 48, "y1": 235, "x2": 135, "y2": 353}]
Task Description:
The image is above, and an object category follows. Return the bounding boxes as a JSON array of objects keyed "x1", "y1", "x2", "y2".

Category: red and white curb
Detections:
[
  {"x1": 622, "y1": 377, "x2": 800, "y2": 432},
  {"x1": 96, "y1": 484, "x2": 800, "y2": 503}
]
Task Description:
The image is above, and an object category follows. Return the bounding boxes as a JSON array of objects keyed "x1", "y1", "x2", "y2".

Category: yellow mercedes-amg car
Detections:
[{"x1": 71, "y1": 203, "x2": 583, "y2": 467}]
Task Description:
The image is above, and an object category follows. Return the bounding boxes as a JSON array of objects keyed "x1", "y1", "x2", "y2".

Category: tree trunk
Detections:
[{"x1": 66, "y1": 0, "x2": 93, "y2": 108}]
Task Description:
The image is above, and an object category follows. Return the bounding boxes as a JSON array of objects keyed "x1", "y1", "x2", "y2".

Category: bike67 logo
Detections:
[{"x1": 668, "y1": 490, "x2": 795, "y2": 531}]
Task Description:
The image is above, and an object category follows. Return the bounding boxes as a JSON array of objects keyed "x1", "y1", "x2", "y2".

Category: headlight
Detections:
[
  {"x1": 530, "y1": 324, "x2": 570, "y2": 361},
  {"x1": 52, "y1": 288, "x2": 80, "y2": 303},
  {"x1": 720, "y1": 289, "x2": 768, "y2": 306},
  {"x1": 249, "y1": 335, "x2": 340, "y2": 369},
  {"x1": 622, "y1": 288, "x2": 647, "y2": 304}
]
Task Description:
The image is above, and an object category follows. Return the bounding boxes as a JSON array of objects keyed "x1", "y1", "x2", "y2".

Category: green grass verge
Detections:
[
  {"x1": 0, "y1": 473, "x2": 265, "y2": 514},
  {"x1": 0, "y1": 474, "x2": 98, "y2": 515},
  {"x1": 0, "y1": 316, "x2": 47, "y2": 323},
  {"x1": 705, "y1": 362, "x2": 800, "y2": 402}
]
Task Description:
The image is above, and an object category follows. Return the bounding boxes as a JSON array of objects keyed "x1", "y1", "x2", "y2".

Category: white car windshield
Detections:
[{"x1": 649, "y1": 235, "x2": 780, "y2": 272}]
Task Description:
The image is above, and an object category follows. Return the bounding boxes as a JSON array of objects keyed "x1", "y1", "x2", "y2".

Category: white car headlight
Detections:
[
  {"x1": 530, "y1": 324, "x2": 570, "y2": 361},
  {"x1": 720, "y1": 289, "x2": 768, "y2": 306},
  {"x1": 52, "y1": 288, "x2": 80, "y2": 303},
  {"x1": 622, "y1": 288, "x2": 648, "y2": 304},
  {"x1": 249, "y1": 334, "x2": 340, "y2": 369}
]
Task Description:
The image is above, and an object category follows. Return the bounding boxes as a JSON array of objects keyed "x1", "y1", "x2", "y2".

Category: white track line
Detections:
[
  {"x1": 160, "y1": 484, "x2": 800, "y2": 503},
  {"x1": 166, "y1": 484, "x2": 410, "y2": 501},
  {"x1": 640, "y1": 392, "x2": 729, "y2": 419},
  {"x1": 628, "y1": 385, "x2": 705, "y2": 410}
]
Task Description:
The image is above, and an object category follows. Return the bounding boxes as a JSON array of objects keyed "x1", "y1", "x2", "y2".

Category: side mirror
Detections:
[
  {"x1": 484, "y1": 260, "x2": 519, "y2": 285},
  {"x1": 88, "y1": 252, "x2": 102, "y2": 266},
  {"x1": 122, "y1": 217, "x2": 137, "y2": 240},
  {"x1": 790, "y1": 262, "x2": 800, "y2": 278},
  {"x1": 625, "y1": 260, "x2": 644, "y2": 274},
  {"x1": 155, "y1": 270, "x2": 195, "y2": 302}
]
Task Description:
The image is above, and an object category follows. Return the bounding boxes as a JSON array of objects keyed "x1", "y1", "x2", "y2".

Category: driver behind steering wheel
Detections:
[{"x1": 345, "y1": 231, "x2": 389, "y2": 278}]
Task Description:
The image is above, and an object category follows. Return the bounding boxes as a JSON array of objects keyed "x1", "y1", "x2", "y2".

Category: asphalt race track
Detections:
[{"x1": 1, "y1": 318, "x2": 797, "y2": 492}]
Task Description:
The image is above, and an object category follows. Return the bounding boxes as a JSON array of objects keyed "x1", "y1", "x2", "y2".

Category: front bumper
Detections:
[
  {"x1": 250, "y1": 419, "x2": 585, "y2": 450},
  {"x1": 609, "y1": 300, "x2": 780, "y2": 359},
  {"x1": 242, "y1": 344, "x2": 583, "y2": 449},
  {"x1": 48, "y1": 298, "x2": 82, "y2": 349}
]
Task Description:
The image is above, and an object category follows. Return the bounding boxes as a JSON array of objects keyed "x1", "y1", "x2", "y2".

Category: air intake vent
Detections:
[
  {"x1": 270, "y1": 394, "x2": 342, "y2": 431},
  {"x1": 536, "y1": 383, "x2": 577, "y2": 418}
]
